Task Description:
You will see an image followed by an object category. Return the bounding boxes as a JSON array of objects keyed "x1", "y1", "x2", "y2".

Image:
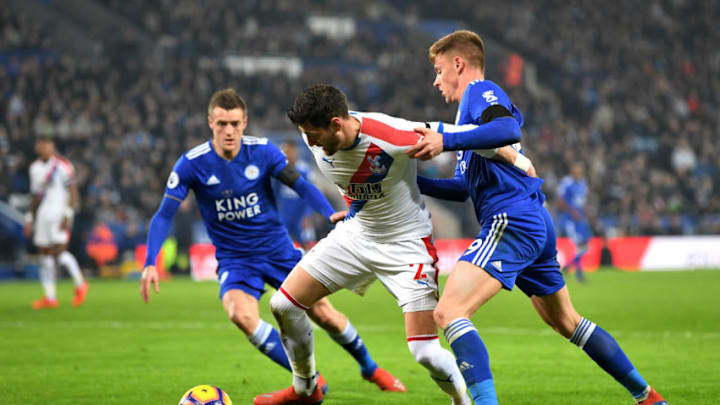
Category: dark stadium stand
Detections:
[{"x1": 1, "y1": 0, "x2": 718, "y2": 270}]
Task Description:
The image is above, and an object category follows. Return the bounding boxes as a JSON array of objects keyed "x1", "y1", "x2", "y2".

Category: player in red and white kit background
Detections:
[{"x1": 25, "y1": 135, "x2": 88, "y2": 309}]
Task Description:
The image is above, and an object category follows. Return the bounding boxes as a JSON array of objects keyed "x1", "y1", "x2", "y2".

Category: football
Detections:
[{"x1": 178, "y1": 385, "x2": 233, "y2": 405}]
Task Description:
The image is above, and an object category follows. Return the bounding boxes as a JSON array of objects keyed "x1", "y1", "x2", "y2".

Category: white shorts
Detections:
[
  {"x1": 299, "y1": 222, "x2": 439, "y2": 312},
  {"x1": 33, "y1": 213, "x2": 70, "y2": 247}
]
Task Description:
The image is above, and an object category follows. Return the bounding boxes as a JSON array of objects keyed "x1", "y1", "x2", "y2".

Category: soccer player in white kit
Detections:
[
  {"x1": 254, "y1": 84, "x2": 471, "y2": 405},
  {"x1": 25, "y1": 136, "x2": 88, "y2": 309}
]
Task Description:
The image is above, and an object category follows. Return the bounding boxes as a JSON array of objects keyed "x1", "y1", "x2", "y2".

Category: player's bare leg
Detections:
[
  {"x1": 434, "y1": 261, "x2": 503, "y2": 405},
  {"x1": 222, "y1": 289, "x2": 262, "y2": 335},
  {"x1": 254, "y1": 266, "x2": 328, "y2": 405},
  {"x1": 532, "y1": 286, "x2": 667, "y2": 404},
  {"x1": 405, "y1": 309, "x2": 469, "y2": 404},
  {"x1": 308, "y1": 298, "x2": 405, "y2": 391},
  {"x1": 33, "y1": 246, "x2": 59, "y2": 309}
]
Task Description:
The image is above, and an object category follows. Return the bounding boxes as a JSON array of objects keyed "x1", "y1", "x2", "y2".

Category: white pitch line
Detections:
[{"x1": 1, "y1": 321, "x2": 719, "y2": 340}]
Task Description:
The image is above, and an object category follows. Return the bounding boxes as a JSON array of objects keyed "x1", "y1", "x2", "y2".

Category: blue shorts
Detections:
[
  {"x1": 217, "y1": 247, "x2": 303, "y2": 301},
  {"x1": 458, "y1": 204, "x2": 565, "y2": 297}
]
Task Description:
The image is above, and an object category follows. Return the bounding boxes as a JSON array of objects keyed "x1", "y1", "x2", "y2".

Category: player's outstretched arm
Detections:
[
  {"x1": 140, "y1": 196, "x2": 181, "y2": 302},
  {"x1": 417, "y1": 175, "x2": 469, "y2": 202},
  {"x1": 276, "y1": 165, "x2": 336, "y2": 222}
]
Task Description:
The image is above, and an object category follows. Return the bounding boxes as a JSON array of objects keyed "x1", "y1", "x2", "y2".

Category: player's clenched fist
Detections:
[
  {"x1": 406, "y1": 127, "x2": 444, "y2": 160},
  {"x1": 140, "y1": 266, "x2": 160, "y2": 303}
]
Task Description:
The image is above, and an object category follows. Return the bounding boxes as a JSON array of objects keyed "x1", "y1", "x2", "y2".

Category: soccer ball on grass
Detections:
[{"x1": 178, "y1": 385, "x2": 232, "y2": 405}]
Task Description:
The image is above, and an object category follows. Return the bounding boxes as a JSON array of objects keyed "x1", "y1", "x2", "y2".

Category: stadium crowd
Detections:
[{"x1": 1, "y1": 0, "x2": 718, "y2": 269}]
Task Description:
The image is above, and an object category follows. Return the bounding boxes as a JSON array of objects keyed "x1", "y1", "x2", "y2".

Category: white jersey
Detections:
[
  {"x1": 29, "y1": 154, "x2": 75, "y2": 219},
  {"x1": 304, "y1": 112, "x2": 437, "y2": 242}
]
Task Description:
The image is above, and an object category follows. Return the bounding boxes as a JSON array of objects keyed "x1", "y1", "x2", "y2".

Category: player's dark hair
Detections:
[
  {"x1": 287, "y1": 84, "x2": 349, "y2": 128},
  {"x1": 208, "y1": 88, "x2": 247, "y2": 115},
  {"x1": 429, "y1": 30, "x2": 485, "y2": 72}
]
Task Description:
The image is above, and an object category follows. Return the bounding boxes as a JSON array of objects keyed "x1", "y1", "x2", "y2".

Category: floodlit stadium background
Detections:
[
  {"x1": 1, "y1": 2, "x2": 720, "y2": 404},
  {"x1": 2, "y1": 1, "x2": 718, "y2": 277}
]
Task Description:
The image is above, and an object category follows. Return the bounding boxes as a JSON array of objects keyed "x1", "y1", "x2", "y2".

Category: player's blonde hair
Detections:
[
  {"x1": 208, "y1": 88, "x2": 247, "y2": 116},
  {"x1": 429, "y1": 30, "x2": 485, "y2": 72}
]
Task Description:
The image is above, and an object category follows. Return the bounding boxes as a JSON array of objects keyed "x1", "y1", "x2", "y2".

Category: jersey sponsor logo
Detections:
[
  {"x1": 347, "y1": 183, "x2": 384, "y2": 200},
  {"x1": 206, "y1": 175, "x2": 220, "y2": 185},
  {"x1": 167, "y1": 172, "x2": 180, "y2": 189},
  {"x1": 482, "y1": 90, "x2": 498, "y2": 104},
  {"x1": 215, "y1": 192, "x2": 262, "y2": 222},
  {"x1": 244, "y1": 165, "x2": 260, "y2": 180}
]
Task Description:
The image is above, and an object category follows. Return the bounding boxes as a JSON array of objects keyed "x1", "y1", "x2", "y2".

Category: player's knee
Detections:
[
  {"x1": 433, "y1": 306, "x2": 455, "y2": 330},
  {"x1": 269, "y1": 289, "x2": 302, "y2": 320},
  {"x1": 269, "y1": 291, "x2": 287, "y2": 317},
  {"x1": 226, "y1": 305, "x2": 256, "y2": 334}
]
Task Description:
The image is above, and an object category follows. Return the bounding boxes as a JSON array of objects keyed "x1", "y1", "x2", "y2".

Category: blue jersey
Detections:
[
  {"x1": 557, "y1": 176, "x2": 588, "y2": 218},
  {"x1": 164, "y1": 137, "x2": 294, "y2": 259},
  {"x1": 454, "y1": 80, "x2": 544, "y2": 221}
]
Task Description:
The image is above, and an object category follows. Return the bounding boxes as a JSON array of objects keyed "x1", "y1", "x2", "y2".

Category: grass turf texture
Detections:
[{"x1": 1, "y1": 268, "x2": 719, "y2": 404}]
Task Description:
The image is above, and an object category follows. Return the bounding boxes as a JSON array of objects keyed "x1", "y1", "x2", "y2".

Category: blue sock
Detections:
[
  {"x1": 444, "y1": 318, "x2": 498, "y2": 405},
  {"x1": 570, "y1": 317, "x2": 649, "y2": 399},
  {"x1": 248, "y1": 319, "x2": 291, "y2": 371},
  {"x1": 328, "y1": 320, "x2": 378, "y2": 377}
]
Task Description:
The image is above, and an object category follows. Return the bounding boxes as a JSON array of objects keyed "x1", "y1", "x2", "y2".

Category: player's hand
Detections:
[
  {"x1": 329, "y1": 210, "x2": 348, "y2": 224},
  {"x1": 527, "y1": 163, "x2": 537, "y2": 178},
  {"x1": 140, "y1": 266, "x2": 160, "y2": 303},
  {"x1": 406, "y1": 127, "x2": 444, "y2": 160}
]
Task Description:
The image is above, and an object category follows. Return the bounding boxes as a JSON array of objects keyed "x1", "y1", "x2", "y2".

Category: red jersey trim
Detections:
[{"x1": 360, "y1": 117, "x2": 422, "y2": 147}]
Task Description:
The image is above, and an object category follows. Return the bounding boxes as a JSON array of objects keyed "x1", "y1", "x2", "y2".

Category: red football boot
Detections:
[
  {"x1": 363, "y1": 367, "x2": 406, "y2": 392},
  {"x1": 637, "y1": 387, "x2": 667, "y2": 405},
  {"x1": 72, "y1": 282, "x2": 89, "y2": 307},
  {"x1": 317, "y1": 373, "x2": 328, "y2": 395},
  {"x1": 32, "y1": 297, "x2": 59, "y2": 309},
  {"x1": 253, "y1": 381, "x2": 323, "y2": 405}
]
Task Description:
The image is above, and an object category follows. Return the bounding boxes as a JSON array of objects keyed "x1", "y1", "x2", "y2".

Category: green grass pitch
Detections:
[{"x1": 1, "y1": 269, "x2": 719, "y2": 404}]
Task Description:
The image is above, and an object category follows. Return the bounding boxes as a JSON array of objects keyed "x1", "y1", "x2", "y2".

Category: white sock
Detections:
[
  {"x1": 39, "y1": 255, "x2": 57, "y2": 300},
  {"x1": 58, "y1": 251, "x2": 84, "y2": 287},
  {"x1": 408, "y1": 336, "x2": 470, "y2": 404},
  {"x1": 270, "y1": 288, "x2": 316, "y2": 396}
]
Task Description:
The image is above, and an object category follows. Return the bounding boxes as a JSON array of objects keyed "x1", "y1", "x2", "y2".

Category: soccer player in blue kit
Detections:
[
  {"x1": 557, "y1": 163, "x2": 591, "y2": 282},
  {"x1": 140, "y1": 88, "x2": 405, "y2": 393},
  {"x1": 407, "y1": 31, "x2": 667, "y2": 404}
]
